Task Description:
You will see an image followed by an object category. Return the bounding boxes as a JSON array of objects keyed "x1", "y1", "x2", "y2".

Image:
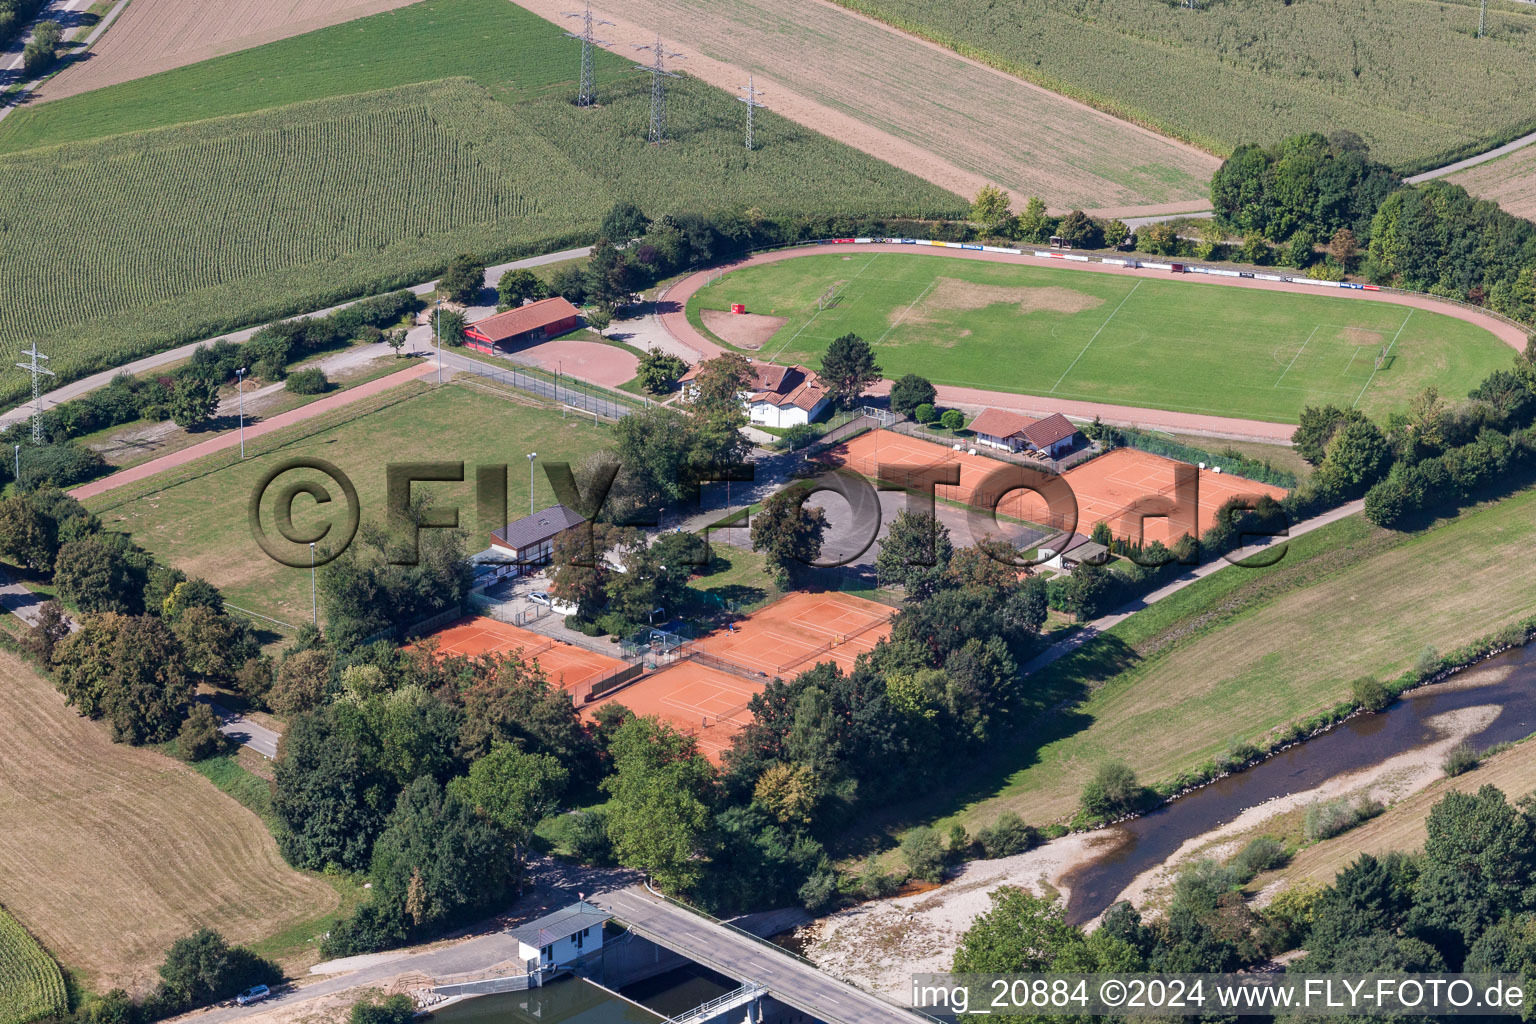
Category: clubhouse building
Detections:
[
  {"x1": 679, "y1": 359, "x2": 832, "y2": 428},
  {"x1": 969, "y1": 408, "x2": 1082, "y2": 457},
  {"x1": 464, "y1": 296, "x2": 583, "y2": 354}
]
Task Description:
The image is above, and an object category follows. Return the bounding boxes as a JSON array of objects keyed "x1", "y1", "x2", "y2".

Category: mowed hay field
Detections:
[
  {"x1": 38, "y1": 0, "x2": 424, "y2": 102},
  {"x1": 1446, "y1": 144, "x2": 1536, "y2": 221},
  {"x1": 0, "y1": 907, "x2": 66, "y2": 1024},
  {"x1": 86, "y1": 380, "x2": 611, "y2": 625},
  {"x1": 0, "y1": 0, "x2": 962, "y2": 407},
  {"x1": 0, "y1": 649, "x2": 337, "y2": 991},
  {"x1": 825, "y1": 0, "x2": 1536, "y2": 170},
  {"x1": 690, "y1": 252, "x2": 1513, "y2": 423},
  {"x1": 931, "y1": 488, "x2": 1536, "y2": 834},
  {"x1": 510, "y1": 0, "x2": 1216, "y2": 212}
]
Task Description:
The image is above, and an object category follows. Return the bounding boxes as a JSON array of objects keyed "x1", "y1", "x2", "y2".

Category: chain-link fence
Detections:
[{"x1": 456, "y1": 360, "x2": 642, "y2": 420}]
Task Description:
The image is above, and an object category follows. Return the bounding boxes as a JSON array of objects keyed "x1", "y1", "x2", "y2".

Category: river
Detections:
[
  {"x1": 426, "y1": 964, "x2": 736, "y2": 1024},
  {"x1": 1059, "y1": 644, "x2": 1536, "y2": 924}
]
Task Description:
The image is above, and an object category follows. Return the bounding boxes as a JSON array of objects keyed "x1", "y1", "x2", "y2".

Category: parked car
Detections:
[
  {"x1": 235, "y1": 985, "x2": 270, "y2": 1006},
  {"x1": 529, "y1": 591, "x2": 552, "y2": 606}
]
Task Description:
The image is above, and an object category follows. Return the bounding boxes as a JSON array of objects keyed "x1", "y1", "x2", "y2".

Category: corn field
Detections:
[
  {"x1": 826, "y1": 0, "x2": 1536, "y2": 171},
  {"x1": 0, "y1": 74, "x2": 958, "y2": 406},
  {"x1": 0, "y1": 907, "x2": 66, "y2": 1024}
]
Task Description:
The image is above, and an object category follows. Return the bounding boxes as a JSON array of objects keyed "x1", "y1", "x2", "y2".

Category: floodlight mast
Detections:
[
  {"x1": 563, "y1": 0, "x2": 614, "y2": 106},
  {"x1": 632, "y1": 36, "x2": 683, "y2": 144},
  {"x1": 737, "y1": 74, "x2": 765, "y2": 150}
]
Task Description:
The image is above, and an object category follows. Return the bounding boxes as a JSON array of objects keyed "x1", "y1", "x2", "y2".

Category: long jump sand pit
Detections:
[
  {"x1": 425, "y1": 616, "x2": 628, "y2": 693},
  {"x1": 826, "y1": 430, "x2": 1287, "y2": 547},
  {"x1": 700, "y1": 309, "x2": 789, "y2": 351}
]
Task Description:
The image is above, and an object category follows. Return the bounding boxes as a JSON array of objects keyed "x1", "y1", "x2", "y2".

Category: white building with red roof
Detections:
[
  {"x1": 680, "y1": 359, "x2": 833, "y2": 428},
  {"x1": 969, "y1": 408, "x2": 1082, "y2": 457}
]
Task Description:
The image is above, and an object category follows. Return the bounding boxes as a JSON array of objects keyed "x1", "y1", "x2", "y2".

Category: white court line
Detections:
[
  {"x1": 765, "y1": 254, "x2": 881, "y2": 363},
  {"x1": 1352, "y1": 309, "x2": 1413, "y2": 407},
  {"x1": 873, "y1": 279, "x2": 936, "y2": 346},
  {"x1": 1049, "y1": 280, "x2": 1142, "y2": 393},
  {"x1": 1273, "y1": 324, "x2": 1322, "y2": 387}
]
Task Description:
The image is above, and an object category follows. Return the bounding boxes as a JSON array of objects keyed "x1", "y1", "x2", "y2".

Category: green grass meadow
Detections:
[
  {"x1": 689, "y1": 252, "x2": 1514, "y2": 422},
  {"x1": 0, "y1": 906, "x2": 66, "y2": 1024},
  {"x1": 0, "y1": 0, "x2": 962, "y2": 406},
  {"x1": 86, "y1": 381, "x2": 612, "y2": 625}
]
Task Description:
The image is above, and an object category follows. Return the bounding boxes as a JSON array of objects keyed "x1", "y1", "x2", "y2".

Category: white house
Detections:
[
  {"x1": 490, "y1": 504, "x2": 588, "y2": 568},
  {"x1": 968, "y1": 408, "x2": 1082, "y2": 458},
  {"x1": 511, "y1": 901, "x2": 611, "y2": 974},
  {"x1": 680, "y1": 360, "x2": 832, "y2": 428}
]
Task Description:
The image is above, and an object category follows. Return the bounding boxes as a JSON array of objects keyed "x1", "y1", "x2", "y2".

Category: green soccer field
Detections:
[{"x1": 687, "y1": 252, "x2": 1515, "y2": 423}]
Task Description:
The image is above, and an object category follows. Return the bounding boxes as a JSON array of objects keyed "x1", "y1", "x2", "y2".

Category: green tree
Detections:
[
  {"x1": 1080, "y1": 760, "x2": 1143, "y2": 821},
  {"x1": 1321, "y1": 416, "x2": 1390, "y2": 490},
  {"x1": 1014, "y1": 196, "x2": 1054, "y2": 244},
  {"x1": 940, "y1": 408, "x2": 965, "y2": 431},
  {"x1": 819, "y1": 333, "x2": 882, "y2": 408},
  {"x1": 603, "y1": 716, "x2": 715, "y2": 891},
  {"x1": 169, "y1": 375, "x2": 220, "y2": 430},
  {"x1": 954, "y1": 887, "x2": 1083, "y2": 972},
  {"x1": 22, "y1": 599, "x2": 70, "y2": 665},
  {"x1": 1102, "y1": 219, "x2": 1130, "y2": 248},
  {"x1": 368, "y1": 777, "x2": 515, "y2": 934},
  {"x1": 432, "y1": 308, "x2": 467, "y2": 347},
  {"x1": 0, "y1": 493, "x2": 57, "y2": 570},
  {"x1": 385, "y1": 327, "x2": 408, "y2": 358},
  {"x1": 548, "y1": 522, "x2": 623, "y2": 620},
  {"x1": 103, "y1": 615, "x2": 192, "y2": 745},
  {"x1": 636, "y1": 347, "x2": 689, "y2": 394},
  {"x1": 1141, "y1": 221, "x2": 1181, "y2": 256},
  {"x1": 268, "y1": 647, "x2": 333, "y2": 716},
  {"x1": 970, "y1": 185, "x2": 1011, "y2": 230},
  {"x1": 913, "y1": 402, "x2": 937, "y2": 424},
  {"x1": 448, "y1": 741, "x2": 568, "y2": 866},
  {"x1": 177, "y1": 703, "x2": 228, "y2": 761},
  {"x1": 600, "y1": 201, "x2": 651, "y2": 242},
  {"x1": 888, "y1": 374, "x2": 936, "y2": 417},
  {"x1": 689, "y1": 352, "x2": 753, "y2": 418},
  {"x1": 1239, "y1": 232, "x2": 1271, "y2": 265},
  {"x1": 875, "y1": 509, "x2": 953, "y2": 600},
  {"x1": 585, "y1": 308, "x2": 612, "y2": 335},
  {"x1": 750, "y1": 486, "x2": 827, "y2": 581},
  {"x1": 1293, "y1": 404, "x2": 1364, "y2": 465},
  {"x1": 584, "y1": 238, "x2": 636, "y2": 309},
  {"x1": 605, "y1": 536, "x2": 690, "y2": 625},
  {"x1": 437, "y1": 254, "x2": 485, "y2": 304},
  {"x1": 1329, "y1": 227, "x2": 1360, "y2": 271},
  {"x1": 163, "y1": 576, "x2": 224, "y2": 620},
  {"x1": 1284, "y1": 229, "x2": 1316, "y2": 268},
  {"x1": 496, "y1": 268, "x2": 548, "y2": 311},
  {"x1": 51, "y1": 612, "x2": 129, "y2": 717},
  {"x1": 1411, "y1": 785, "x2": 1536, "y2": 945},
  {"x1": 902, "y1": 826, "x2": 945, "y2": 883},
  {"x1": 22, "y1": 21, "x2": 62, "y2": 75},
  {"x1": 351, "y1": 995, "x2": 416, "y2": 1024},
  {"x1": 1056, "y1": 210, "x2": 1103, "y2": 249},
  {"x1": 54, "y1": 535, "x2": 143, "y2": 614},
  {"x1": 155, "y1": 929, "x2": 280, "y2": 1013},
  {"x1": 173, "y1": 606, "x2": 256, "y2": 687}
]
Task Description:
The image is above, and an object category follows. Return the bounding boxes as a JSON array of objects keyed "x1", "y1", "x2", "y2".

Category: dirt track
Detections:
[
  {"x1": 658, "y1": 243, "x2": 1529, "y2": 442},
  {"x1": 35, "y1": 0, "x2": 423, "y2": 102}
]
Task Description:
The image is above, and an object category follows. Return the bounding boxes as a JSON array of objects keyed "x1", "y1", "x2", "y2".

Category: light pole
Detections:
[
  {"x1": 11, "y1": 444, "x2": 17, "y2": 484},
  {"x1": 435, "y1": 297, "x2": 443, "y2": 385},
  {"x1": 527, "y1": 452, "x2": 537, "y2": 515},
  {"x1": 309, "y1": 541, "x2": 317, "y2": 627},
  {"x1": 235, "y1": 367, "x2": 247, "y2": 459}
]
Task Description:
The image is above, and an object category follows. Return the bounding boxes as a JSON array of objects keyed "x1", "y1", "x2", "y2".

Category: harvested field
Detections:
[
  {"x1": 506, "y1": 0, "x2": 1216, "y2": 213},
  {"x1": 1446, "y1": 143, "x2": 1536, "y2": 220},
  {"x1": 0, "y1": 650, "x2": 336, "y2": 992},
  {"x1": 37, "y1": 0, "x2": 424, "y2": 102},
  {"x1": 700, "y1": 309, "x2": 787, "y2": 351}
]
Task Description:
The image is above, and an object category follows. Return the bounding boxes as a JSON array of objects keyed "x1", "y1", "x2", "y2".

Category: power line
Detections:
[
  {"x1": 632, "y1": 35, "x2": 683, "y2": 144},
  {"x1": 1480, "y1": 0, "x2": 1487, "y2": 37},
  {"x1": 563, "y1": 0, "x2": 613, "y2": 106},
  {"x1": 737, "y1": 74, "x2": 764, "y2": 150},
  {"x1": 14, "y1": 346, "x2": 54, "y2": 444}
]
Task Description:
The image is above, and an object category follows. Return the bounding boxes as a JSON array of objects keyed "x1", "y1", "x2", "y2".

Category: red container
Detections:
[{"x1": 731, "y1": 303, "x2": 746, "y2": 314}]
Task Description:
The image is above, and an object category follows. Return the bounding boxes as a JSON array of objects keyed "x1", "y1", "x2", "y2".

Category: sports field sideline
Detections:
[
  {"x1": 687, "y1": 252, "x2": 1512, "y2": 424},
  {"x1": 829, "y1": 430, "x2": 1288, "y2": 547}
]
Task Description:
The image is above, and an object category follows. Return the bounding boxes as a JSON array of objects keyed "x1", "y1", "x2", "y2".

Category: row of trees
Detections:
[{"x1": 67, "y1": 929, "x2": 281, "y2": 1024}]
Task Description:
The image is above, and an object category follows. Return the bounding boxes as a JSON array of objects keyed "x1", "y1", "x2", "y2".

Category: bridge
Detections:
[{"x1": 591, "y1": 886, "x2": 927, "y2": 1024}]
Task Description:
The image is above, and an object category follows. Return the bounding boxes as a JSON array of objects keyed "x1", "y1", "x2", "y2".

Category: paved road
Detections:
[
  {"x1": 1, "y1": 247, "x2": 592, "y2": 426},
  {"x1": 1405, "y1": 129, "x2": 1536, "y2": 183},
  {"x1": 203, "y1": 699, "x2": 282, "y2": 758},
  {"x1": 593, "y1": 886, "x2": 922, "y2": 1024}
]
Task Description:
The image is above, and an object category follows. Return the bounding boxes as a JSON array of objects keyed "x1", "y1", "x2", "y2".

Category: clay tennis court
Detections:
[
  {"x1": 585, "y1": 660, "x2": 762, "y2": 762},
  {"x1": 694, "y1": 590, "x2": 894, "y2": 675},
  {"x1": 425, "y1": 616, "x2": 628, "y2": 693},
  {"x1": 827, "y1": 429, "x2": 1287, "y2": 547}
]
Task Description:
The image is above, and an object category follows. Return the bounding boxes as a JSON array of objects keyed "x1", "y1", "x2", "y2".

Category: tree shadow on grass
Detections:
[{"x1": 827, "y1": 631, "x2": 1143, "y2": 859}]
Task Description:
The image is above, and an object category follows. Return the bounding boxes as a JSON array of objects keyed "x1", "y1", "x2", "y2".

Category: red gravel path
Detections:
[
  {"x1": 70, "y1": 362, "x2": 436, "y2": 501},
  {"x1": 657, "y1": 244, "x2": 1528, "y2": 442}
]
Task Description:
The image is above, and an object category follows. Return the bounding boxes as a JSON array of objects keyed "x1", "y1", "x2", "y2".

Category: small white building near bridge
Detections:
[{"x1": 512, "y1": 901, "x2": 611, "y2": 973}]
